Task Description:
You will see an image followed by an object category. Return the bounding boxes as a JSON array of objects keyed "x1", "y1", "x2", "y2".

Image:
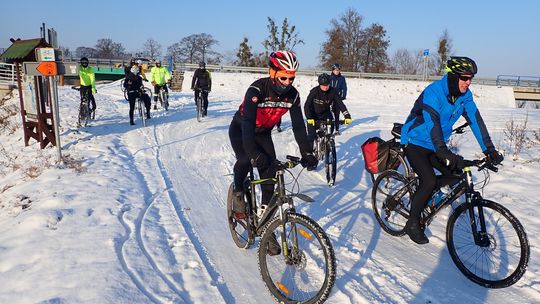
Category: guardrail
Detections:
[
  {"x1": 0, "y1": 62, "x2": 16, "y2": 85},
  {"x1": 496, "y1": 75, "x2": 540, "y2": 87}
]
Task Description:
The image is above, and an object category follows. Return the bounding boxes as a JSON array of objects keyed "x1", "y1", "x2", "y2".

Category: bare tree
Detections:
[
  {"x1": 166, "y1": 33, "x2": 220, "y2": 64},
  {"x1": 94, "y1": 38, "x2": 125, "y2": 59},
  {"x1": 75, "y1": 46, "x2": 97, "y2": 59},
  {"x1": 435, "y1": 29, "x2": 453, "y2": 75},
  {"x1": 391, "y1": 49, "x2": 418, "y2": 74},
  {"x1": 197, "y1": 33, "x2": 219, "y2": 63},
  {"x1": 142, "y1": 38, "x2": 162, "y2": 60}
]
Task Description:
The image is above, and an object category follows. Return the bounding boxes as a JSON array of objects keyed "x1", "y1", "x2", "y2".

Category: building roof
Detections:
[{"x1": 0, "y1": 38, "x2": 49, "y2": 61}]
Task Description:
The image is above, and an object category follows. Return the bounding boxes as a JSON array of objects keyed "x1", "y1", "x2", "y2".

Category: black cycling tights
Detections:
[
  {"x1": 229, "y1": 121, "x2": 276, "y2": 205},
  {"x1": 404, "y1": 144, "x2": 452, "y2": 222}
]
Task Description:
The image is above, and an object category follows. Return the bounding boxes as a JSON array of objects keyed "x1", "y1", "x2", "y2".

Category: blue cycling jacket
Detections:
[
  {"x1": 329, "y1": 73, "x2": 347, "y2": 99},
  {"x1": 400, "y1": 74, "x2": 494, "y2": 153}
]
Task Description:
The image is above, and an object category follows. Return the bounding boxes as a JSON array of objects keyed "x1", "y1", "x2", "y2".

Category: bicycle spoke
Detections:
[{"x1": 259, "y1": 214, "x2": 335, "y2": 303}]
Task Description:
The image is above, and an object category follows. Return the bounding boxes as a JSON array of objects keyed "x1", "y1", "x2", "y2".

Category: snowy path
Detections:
[{"x1": 1, "y1": 73, "x2": 538, "y2": 303}]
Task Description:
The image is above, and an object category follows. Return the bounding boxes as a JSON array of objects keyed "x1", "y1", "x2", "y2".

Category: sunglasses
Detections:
[
  {"x1": 458, "y1": 75, "x2": 474, "y2": 82},
  {"x1": 278, "y1": 76, "x2": 295, "y2": 82}
]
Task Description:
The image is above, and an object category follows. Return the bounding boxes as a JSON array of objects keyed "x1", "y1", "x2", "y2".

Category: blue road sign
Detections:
[{"x1": 423, "y1": 49, "x2": 429, "y2": 56}]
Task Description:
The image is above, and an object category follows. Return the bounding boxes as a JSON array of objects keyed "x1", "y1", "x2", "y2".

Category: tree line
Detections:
[{"x1": 63, "y1": 8, "x2": 453, "y2": 76}]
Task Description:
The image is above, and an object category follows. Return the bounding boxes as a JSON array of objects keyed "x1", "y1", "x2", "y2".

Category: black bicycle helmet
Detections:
[
  {"x1": 318, "y1": 73, "x2": 331, "y2": 85},
  {"x1": 445, "y1": 56, "x2": 478, "y2": 75},
  {"x1": 80, "y1": 57, "x2": 89, "y2": 64},
  {"x1": 331, "y1": 63, "x2": 342, "y2": 70},
  {"x1": 199, "y1": 61, "x2": 206, "y2": 68}
]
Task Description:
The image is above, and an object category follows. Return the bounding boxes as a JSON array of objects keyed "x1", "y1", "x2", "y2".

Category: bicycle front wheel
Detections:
[
  {"x1": 163, "y1": 91, "x2": 169, "y2": 111},
  {"x1": 446, "y1": 199, "x2": 529, "y2": 288},
  {"x1": 258, "y1": 213, "x2": 336, "y2": 304},
  {"x1": 137, "y1": 98, "x2": 146, "y2": 127},
  {"x1": 196, "y1": 97, "x2": 202, "y2": 122},
  {"x1": 325, "y1": 140, "x2": 337, "y2": 186},
  {"x1": 371, "y1": 170, "x2": 413, "y2": 236},
  {"x1": 78, "y1": 102, "x2": 90, "y2": 127}
]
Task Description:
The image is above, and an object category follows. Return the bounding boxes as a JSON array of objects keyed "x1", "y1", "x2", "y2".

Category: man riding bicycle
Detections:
[
  {"x1": 78, "y1": 57, "x2": 97, "y2": 118},
  {"x1": 400, "y1": 56, "x2": 504, "y2": 244},
  {"x1": 191, "y1": 61, "x2": 212, "y2": 117},
  {"x1": 304, "y1": 73, "x2": 352, "y2": 170},
  {"x1": 124, "y1": 65, "x2": 151, "y2": 125},
  {"x1": 150, "y1": 59, "x2": 171, "y2": 110},
  {"x1": 229, "y1": 51, "x2": 318, "y2": 222}
]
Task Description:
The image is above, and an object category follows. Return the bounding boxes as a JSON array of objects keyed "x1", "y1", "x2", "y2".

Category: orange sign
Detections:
[{"x1": 36, "y1": 62, "x2": 57, "y2": 76}]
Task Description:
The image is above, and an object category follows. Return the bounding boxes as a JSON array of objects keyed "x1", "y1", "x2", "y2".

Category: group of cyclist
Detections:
[
  {"x1": 228, "y1": 51, "x2": 504, "y2": 248},
  {"x1": 79, "y1": 51, "x2": 504, "y2": 247}
]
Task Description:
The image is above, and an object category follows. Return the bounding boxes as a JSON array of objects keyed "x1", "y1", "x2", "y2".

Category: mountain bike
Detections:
[
  {"x1": 227, "y1": 156, "x2": 336, "y2": 303},
  {"x1": 71, "y1": 86, "x2": 91, "y2": 127},
  {"x1": 312, "y1": 119, "x2": 345, "y2": 187},
  {"x1": 371, "y1": 158, "x2": 529, "y2": 288},
  {"x1": 132, "y1": 87, "x2": 152, "y2": 127},
  {"x1": 155, "y1": 84, "x2": 169, "y2": 111},
  {"x1": 194, "y1": 88, "x2": 208, "y2": 122}
]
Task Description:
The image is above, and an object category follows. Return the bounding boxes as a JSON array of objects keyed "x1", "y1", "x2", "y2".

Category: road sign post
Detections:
[{"x1": 423, "y1": 49, "x2": 429, "y2": 81}]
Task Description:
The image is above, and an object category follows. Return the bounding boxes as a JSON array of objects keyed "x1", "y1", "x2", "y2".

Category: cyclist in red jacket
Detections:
[{"x1": 229, "y1": 51, "x2": 318, "y2": 220}]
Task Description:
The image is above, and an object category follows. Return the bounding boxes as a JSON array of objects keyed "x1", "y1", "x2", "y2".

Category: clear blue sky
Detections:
[{"x1": 2, "y1": 0, "x2": 539, "y2": 78}]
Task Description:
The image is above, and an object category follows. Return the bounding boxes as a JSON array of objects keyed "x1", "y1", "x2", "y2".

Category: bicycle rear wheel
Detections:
[
  {"x1": 325, "y1": 140, "x2": 337, "y2": 186},
  {"x1": 446, "y1": 199, "x2": 529, "y2": 288},
  {"x1": 371, "y1": 170, "x2": 413, "y2": 236},
  {"x1": 226, "y1": 183, "x2": 254, "y2": 249},
  {"x1": 258, "y1": 213, "x2": 336, "y2": 304}
]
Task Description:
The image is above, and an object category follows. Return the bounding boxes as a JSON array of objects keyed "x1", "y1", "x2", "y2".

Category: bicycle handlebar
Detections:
[
  {"x1": 71, "y1": 86, "x2": 81, "y2": 91},
  {"x1": 314, "y1": 119, "x2": 345, "y2": 126},
  {"x1": 274, "y1": 155, "x2": 302, "y2": 170},
  {"x1": 463, "y1": 158, "x2": 499, "y2": 172}
]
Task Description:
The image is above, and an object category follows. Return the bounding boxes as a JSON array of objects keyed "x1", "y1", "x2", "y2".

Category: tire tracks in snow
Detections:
[{"x1": 143, "y1": 121, "x2": 232, "y2": 301}]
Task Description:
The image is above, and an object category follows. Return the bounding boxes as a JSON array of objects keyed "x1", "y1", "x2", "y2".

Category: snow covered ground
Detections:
[{"x1": 0, "y1": 71, "x2": 539, "y2": 303}]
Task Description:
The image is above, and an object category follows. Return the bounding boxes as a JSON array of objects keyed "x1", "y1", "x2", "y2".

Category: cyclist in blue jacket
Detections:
[
  {"x1": 329, "y1": 63, "x2": 347, "y2": 100},
  {"x1": 400, "y1": 56, "x2": 504, "y2": 244}
]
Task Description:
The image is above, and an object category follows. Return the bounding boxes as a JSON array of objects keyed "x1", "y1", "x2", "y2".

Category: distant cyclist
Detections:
[
  {"x1": 304, "y1": 73, "x2": 352, "y2": 169},
  {"x1": 78, "y1": 57, "x2": 97, "y2": 118},
  {"x1": 191, "y1": 61, "x2": 212, "y2": 117},
  {"x1": 329, "y1": 63, "x2": 347, "y2": 100},
  {"x1": 124, "y1": 65, "x2": 151, "y2": 125},
  {"x1": 150, "y1": 59, "x2": 171, "y2": 109},
  {"x1": 400, "y1": 56, "x2": 504, "y2": 244}
]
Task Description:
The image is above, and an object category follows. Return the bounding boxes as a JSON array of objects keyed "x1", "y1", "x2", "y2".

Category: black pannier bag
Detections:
[{"x1": 361, "y1": 137, "x2": 400, "y2": 174}]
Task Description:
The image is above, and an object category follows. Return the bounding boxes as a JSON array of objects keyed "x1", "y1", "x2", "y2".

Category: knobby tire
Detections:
[{"x1": 258, "y1": 213, "x2": 336, "y2": 304}]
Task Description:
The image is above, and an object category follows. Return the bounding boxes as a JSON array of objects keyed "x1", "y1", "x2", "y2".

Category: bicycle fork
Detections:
[{"x1": 464, "y1": 169, "x2": 490, "y2": 247}]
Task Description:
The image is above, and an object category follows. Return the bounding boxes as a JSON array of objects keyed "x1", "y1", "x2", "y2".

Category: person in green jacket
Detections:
[
  {"x1": 79, "y1": 57, "x2": 97, "y2": 118},
  {"x1": 150, "y1": 59, "x2": 171, "y2": 110}
]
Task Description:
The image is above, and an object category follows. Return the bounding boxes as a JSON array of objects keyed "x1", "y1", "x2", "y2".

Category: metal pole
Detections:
[{"x1": 49, "y1": 75, "x2": 62, "y2": 162}]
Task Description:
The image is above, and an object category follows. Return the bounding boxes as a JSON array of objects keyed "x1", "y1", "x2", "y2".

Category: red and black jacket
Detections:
[{"x1": 232, "y1": 77, "x2": 312, "y2": 157}]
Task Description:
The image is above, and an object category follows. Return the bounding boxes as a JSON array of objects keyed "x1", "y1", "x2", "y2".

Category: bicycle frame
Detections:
[
  {"x1": 415, "y1": 161, "x2": 492, "y2": 244},
  {"x1": 246, "y1": 168, "x2": 294, "y2": 237}
]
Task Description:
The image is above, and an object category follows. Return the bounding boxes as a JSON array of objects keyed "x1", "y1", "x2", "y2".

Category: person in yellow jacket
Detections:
[
  {"x1": 79, "y1": 57, "x2": 97, "y2": 118},
  {"x1": 150, "y1": 59, "x2": 171, "y2": 109}
]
